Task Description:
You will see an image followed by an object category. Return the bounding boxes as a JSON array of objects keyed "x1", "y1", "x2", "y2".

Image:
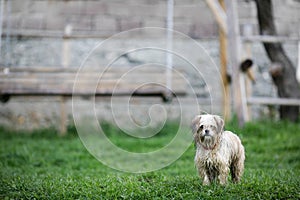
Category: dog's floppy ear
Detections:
[
  {"x1": 191, "y1": 115, "x2": 201, "y2": 133},
  {"x1": 213, "y1": 115, "x2": 224, "y2": 134}
]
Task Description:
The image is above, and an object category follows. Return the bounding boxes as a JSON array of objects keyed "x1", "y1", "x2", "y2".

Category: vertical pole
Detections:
[
  {"x1": 59, "y1": 24, "x2": 72, "y2": 136},
  {"x1": 218, "y1": 0, "x2": 230, "y2": 122},
  {"x1": 297, "y1": 37, "x2": 300, "y2": 84},
  {"x1": 5, "y1": 0, "x2": 11, "y2": 67},
  {"x1": 166, "y1": 0, "x2": 174, "y2": 101},
  {"x1": 224, "y1": 0, "x2": 248, "y2": 127},
  {"x1": 243, "y1": 24, "x2": 254, "y2": 120},
  {"x1": 59, "y1": 97, "x2": 67, "y2": 135},
  {"x1": 62, "y1": 24, "x2": 72, "y2": 68},
  {"x1": 0, "y1": 0, "x2": 4, "y2": 62}
]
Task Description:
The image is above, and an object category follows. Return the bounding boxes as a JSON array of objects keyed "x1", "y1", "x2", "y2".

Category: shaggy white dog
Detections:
[{"x1": 191, "y1": 114, "x2": 245, "y2": 185}]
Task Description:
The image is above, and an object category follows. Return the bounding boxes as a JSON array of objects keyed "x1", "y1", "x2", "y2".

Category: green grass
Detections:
[{"x1": 0, "y1": 120, "x2": 299, "y2": 199}]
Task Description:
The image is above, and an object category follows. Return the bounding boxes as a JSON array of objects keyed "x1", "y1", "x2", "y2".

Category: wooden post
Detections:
[
  {"x1": 242, "y1": 24, "x2": 254, "y2": 120},
  {"x1": 218, "y1": 0, "x2": 230, "y2": 121},
  {"x1": 0, "y1": 0, "x2": 4, "y2": 60},
  {"x1": 224, "y1": 0, "x2": 248, "y2": 127},
  {"x1": 297, "y1": 39, "x2": 300, "y2": 84},
  {"x1": 59, "y1": 96, "x2": 67, "y2": 135},
  {"x1": 206, "y1": 0, "x2": 228, "y2": 34},
  {"x1": 62, "y1": 24, "x2": 72, "y2": 68},
  {"x1": 59, "y1": 24, "x2": 72, "y2": 136},
  {"x1": 165, "y1": 0, "x2": 174, "y2": 102},
  {"x1": 205, "y1": 0, "x2": 230, "y2": 120}
]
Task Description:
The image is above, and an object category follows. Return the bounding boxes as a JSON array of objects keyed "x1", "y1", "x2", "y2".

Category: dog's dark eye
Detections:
[{"x1": 197, "y1": 125, "x2": 203, "y2": 133}]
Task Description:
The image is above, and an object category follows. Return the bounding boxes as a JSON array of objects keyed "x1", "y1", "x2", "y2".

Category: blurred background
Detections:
[{"x1": 0, "y1": 0, "x2": 299, "y2": 132}]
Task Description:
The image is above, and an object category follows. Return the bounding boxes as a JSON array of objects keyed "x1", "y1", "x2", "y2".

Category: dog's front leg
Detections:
[
  {"x1": 202, "y1": 174, "x2": 210, "y2": 185},
  {"x1": 218, "y1": 166, "x2": 229, "y2": 185},
  {"x1": 198, "y1": 167, "x2": 210, "y2": 185}
]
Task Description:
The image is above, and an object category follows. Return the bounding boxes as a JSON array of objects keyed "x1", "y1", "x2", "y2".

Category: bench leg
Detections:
[{"x1": 59, "y1": 97, "x2": 67, "y2": 136}]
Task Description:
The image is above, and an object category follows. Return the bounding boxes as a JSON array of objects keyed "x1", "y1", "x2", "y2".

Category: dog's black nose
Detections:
[{"x1": 205, "y1": 129, "x2": 209, "y2": 134}]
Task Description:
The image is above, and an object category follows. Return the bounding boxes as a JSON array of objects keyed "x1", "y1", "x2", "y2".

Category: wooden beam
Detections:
[
  {"x1": 0, "y1": 66, "x2": 182, "y2": 73},
  {"x1": 247, "y1": 97, "x2": 300, "y2": 106},
  {"x1": 218, "y1": 0, "x2": 230, "y2": 121},
  {"x1": 1, "y1": 29, "x2": 114, "y2": 39},
  {"x1": 205, "y1": 0, "x2": 228, "y2": 34},
  {"x1": 165, "y1": 0, "x2": 174, "y2": 102},
  {"x1": 59, "y1": 97, "x2": 67, "y2": 136},
  {"x1": 0, "y1": 67, "x2": 188, "y2": 97},
  {"x1": 297, "y1": 40, "x2": 300, "y2": 84},
  {"x1": 242, "y1": 35, "x2": 299, "y2": 43},
  {"x1": 224, "y1": 0, "x2": 248, "y2": 126},
  {"x1": 0, "y1": 0, "x2": 4, "y2": 59},
  {"x1": 59, "y1": 25, "x2": 72, "y2": 136},
  {"x1": 242, "y1": 24, "x2": 254, "y2": 121}
]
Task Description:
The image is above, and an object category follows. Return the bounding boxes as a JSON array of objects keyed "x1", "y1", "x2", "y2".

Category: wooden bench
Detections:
[
  {"x1": 0, "y1": 66, "x2": 187, "y2": 101},
  {"x1": 0, "y1": 66, "x2": 187, "y2": 134}
]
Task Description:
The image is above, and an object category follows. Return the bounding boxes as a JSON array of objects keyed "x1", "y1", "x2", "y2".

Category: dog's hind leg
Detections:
[{"x1": 230, "y1": 156, "x2": 244, "y2": 183}]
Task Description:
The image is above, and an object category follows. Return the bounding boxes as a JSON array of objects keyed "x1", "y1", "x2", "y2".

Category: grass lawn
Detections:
[{"x1": 0, "y1": 120, "x2": 299, "y2": 199}]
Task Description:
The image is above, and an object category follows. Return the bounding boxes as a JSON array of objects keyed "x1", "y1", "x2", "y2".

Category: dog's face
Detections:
[{"x1": 192, "y1": 114, "x2": 224, "y2": 148}]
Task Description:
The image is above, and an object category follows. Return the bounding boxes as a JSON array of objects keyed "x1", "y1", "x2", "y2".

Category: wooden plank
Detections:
[
  {"x1": 205, "y1": 0, "x2": 228, "y2": 34},
  {"x1": 5, "y1": 30, "x2": 298, "y2": 42},
  {"x1": 0, "y1": 74, "x2": 186, "y2": 82},
  {"x1": 0, "y1": 66, "x2": 180, "y2": 73},
  {"x1": 242, "y1": 35, "x2": 299, "y2": 43},
  {"x1": 0, "y1": 80, "x2": 186, "y2": 95},
  {"x1": 0, "y1": 67, "x2": 186, "y2": 86},
  {"x1": 225, "y1": 0, "x2": 248, "y2": 126},
  {"x1": 0, "y1": 82, "x2": 186, "y2": 94},
  {"x1": 297, "y1": 40, "x2": 300, "y2": 83},
  {"x1": 0, "y1": 0, "x2": 3, "y2": 58},
  {"x1": 0, "y1": 66, "x2": 188, "y2": 97},
  {"x1": 242, "y1": 24, "x2": 254, "y2": 121},
  {"x1": 247, "y1": 97, "x2": 300, "y2": 106},
  {"x1": 0, "y1": 68, "x2": 186, "y2": 81},
  {"x1": 218, "y1": 0, "x2": 231, "y2": 122},
  {"x1": 1, "y1": 29, "x2": 114, "y2": 39},
  {"x1": 0, "y1": 77, "x2": 185, "y2": 84},
  {"x1": 59, "y1": 97, "x2": 67, "y2": 136},
  {"x1": 0, "y1": 89, "x2": 186, "y2": 97},
  {"x1": 0, "y1": 75, "x2": 185, "y2": 87}
]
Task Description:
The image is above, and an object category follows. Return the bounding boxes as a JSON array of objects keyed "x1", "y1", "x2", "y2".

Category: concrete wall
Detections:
[
  {"x1": 0, "y1": 37, "x2": 298, "y2": 130},
  {"x1": 2, "y1": 0, "x2": 300, "y2": 38},
  {"x1": 1, "y1": 0, "x2": 299, "y2": 131}
]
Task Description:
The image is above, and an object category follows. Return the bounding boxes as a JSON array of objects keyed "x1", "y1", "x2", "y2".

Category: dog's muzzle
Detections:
[
  {"x1": 200, "y1": 130, "x2": 211, "y2": 142},
  {"x1": 204, "y1": 129, "x2": 210, "y2": 135}
]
